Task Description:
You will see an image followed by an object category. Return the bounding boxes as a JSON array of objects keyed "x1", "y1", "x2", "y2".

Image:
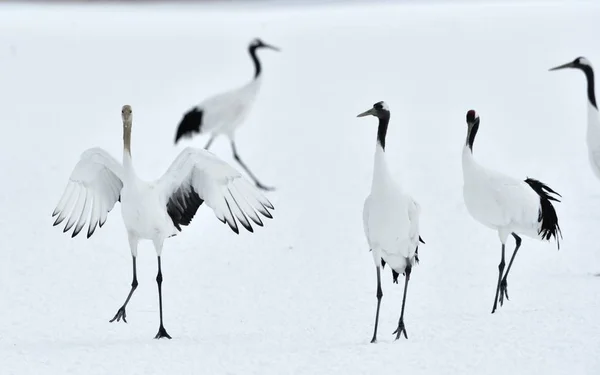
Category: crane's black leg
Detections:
[
  {"x1": 110, "y1": 255, "x2": 138, "y2": 323},
  {"x1": 491, "y1": 244, "x2": 506, "y2": 314},
  {"x1": 154, "y1": 256, "x2": 172, "y2": 339},
  {"x1": 499, "y1": 233, "x2": 522, "y2": 306},
  {"x1": 204, "y1": 136, "x2": 215, "y2": 150},
  {"x1": 392, "y1": 264, "x2": 411, "y2": 340},
  {"x1": 231, "y1": 141, "x2": 275, "y2": 191},
  {"x1": 370, "y1": 265, "x2": 383, "y2": 343}
]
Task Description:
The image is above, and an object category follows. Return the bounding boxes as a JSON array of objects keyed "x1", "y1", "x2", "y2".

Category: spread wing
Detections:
[
  {"x1": 157, "y1": 147, "x2": 274, "y2": 234},
  {"x1": 52, "y1": 148, "x2": 124, "y2": 238}
]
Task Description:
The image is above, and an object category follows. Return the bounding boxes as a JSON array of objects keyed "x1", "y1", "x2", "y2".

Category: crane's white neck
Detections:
[
  {"x1": 462, "y1": 141, "x2": 478, "y2": 178},
  {"x1": 123, "y1": 121, "x2": 133, "y2": 171},
  {"x1": 586, "y1": 101, "x2": 600, "y2": 148},
  {"x1": 372, "y1": 143, "x2": 390, "y2": 188}
]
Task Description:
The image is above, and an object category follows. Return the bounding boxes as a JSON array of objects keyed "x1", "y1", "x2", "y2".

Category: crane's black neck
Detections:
[
  {"x1": 466, "y1": 119, "x2": 480, "y2": 152},
  {"x1": 581, "y1": 65, "x2": 597, "y2": 109},
  {"x1": 377, "y1": 115, "x2": 390, "y2": 150},
  {"x1": 249, "y1": 46, "x2": 262, "y2": 79}
]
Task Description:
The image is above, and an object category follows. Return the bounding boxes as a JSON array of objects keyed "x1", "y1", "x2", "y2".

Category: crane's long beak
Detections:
[
  {"x1": 357, "y1": 108, "x2": 376, "y2": 117},
  {"x1": 549, "y1": 61, "x2": 575, "y2": 71},
  {"x1": 264, "y1": 43, "x2": 281, "y2": 52}
]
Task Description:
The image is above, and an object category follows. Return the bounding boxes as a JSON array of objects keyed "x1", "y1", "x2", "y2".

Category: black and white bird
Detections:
[
  {"x1": 549, "y1": 57, "x2": 600, "y2": 181},
  {"x1": 357, "y1": 101, "x2": 424, "y2": 342},
  {"x1": 174, "y1": 38, "x2": 280, "y2": 191},
  {"x1": 52, "y1": 105, "x2": 274, "y2": 339},
  {"x1": 462, "y1": 109, "x2": 562, "y2": 314}
]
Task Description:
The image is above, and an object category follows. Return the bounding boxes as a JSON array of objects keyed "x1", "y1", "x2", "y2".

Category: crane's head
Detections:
[
  {"x1": 549, "y1": 56, "x2": 593, "y2": 73},
  {"x1": 466, "y1": 109, "x2": 479, "y2": 125},
  {"x1": 250, "y1": 38, "x2": 280, "y2": 52},
  {"x1": 121, "y1": 105, "x2": 132, "y2": 127},
  {"x1": 357, "y1": 101, "x2": 390, "y2": 119}
]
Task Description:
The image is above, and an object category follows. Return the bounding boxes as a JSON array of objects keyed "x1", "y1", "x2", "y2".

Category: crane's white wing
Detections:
[
  {"x1": 362, "y1": 195, "x2": 372, "y2": 249},
  {"x1": 52, "y1": 148, "x2": 124, "y2": 238},
  {"x1": 407, "y1": 196, "x2": 421, "y2": 246},
  {"x1": 478, "y1": 169, "x2": 539, "y2": 228},
  {"x1": 157, "y1": 147, "x2": 274, "y2": 234}
]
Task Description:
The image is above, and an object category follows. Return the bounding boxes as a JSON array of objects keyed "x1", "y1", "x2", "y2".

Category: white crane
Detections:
[
  {"x1": 462, "y1": 109, "x2": 562, "y2": 314},
  {"x1": 52, "y1": 105, "x2": 274, "y2": 339},
  {"x1": 174, "y1": 37, "x2": 280, "y2": 191},
  {"x1": 549, "y1": 57, "x2": 600, "y2": 181},
  {"x1": 357, "y1": 101, "x2": 424, "y2": 342}
]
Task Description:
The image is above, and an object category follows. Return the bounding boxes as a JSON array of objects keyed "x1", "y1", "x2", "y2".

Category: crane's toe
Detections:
[
  {"x1": 154, "y1": 325, "x2": 172, "y2": 339},
  {"x1": 109, "y1": 306, "x2": 128, "y2": 323},
  {"x1": 392, "y1": 320, "x2": 408, "y2": 340}
]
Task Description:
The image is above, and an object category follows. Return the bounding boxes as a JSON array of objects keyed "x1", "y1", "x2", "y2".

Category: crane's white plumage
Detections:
[
  {"x1": 185, "y1": 76, "x2": 263, "y2": 138},
  {"x1": 156, "y1": 147, "x2": 274, "y2": 233},
  {"x1": 462, "y1": 152, "x2": 543, "y2": 241},
  {"x1": 357, "y1": 101, "x2": 423, "y2": 343},
  {"x1": 174, "y1": 38, "x2": 280, "y2": 191},
  {"x1": 363, "y1": 157, "x2": 421, "y2": 273},
  {"x1": 52, "y1": 148, "x2": 124, "y2": 238},
  {"x1": 462, "y1": 109, "x2": 561, "y2": 314},
  {"x1": 52, "y1": 105, "x2": 274, "y2": 339},
  {"x1": 586, "y1": 100, "x2": 600, "y2": 180},
  {"x1": 550, "y1": 56, "x2": 600, "y2": 182}
]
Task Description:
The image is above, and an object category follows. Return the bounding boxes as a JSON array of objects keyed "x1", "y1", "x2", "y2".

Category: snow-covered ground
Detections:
[{"x1": 0, "y1": 1, "x2": 599, "y2": 374}]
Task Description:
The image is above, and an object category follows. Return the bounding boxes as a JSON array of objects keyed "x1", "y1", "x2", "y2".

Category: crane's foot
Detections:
[
  {"x1": 256, "y1": 182, "x2": 275, "y2": 192},
  {"x1": 499, "y1": 278, "x2": 510, "y2": 306},
  {"x1": 154, "y1": 325, "x2": 172, "y2": 339},
  {"x1": 370, "y1": 335, "x2": 378, "y2": 344},
  {"x1": 392, "y1": 320, "x2": 408, "y2": 340},
  {"x1": 109, "y1": 306, "x2": 128, "y2": 323}
]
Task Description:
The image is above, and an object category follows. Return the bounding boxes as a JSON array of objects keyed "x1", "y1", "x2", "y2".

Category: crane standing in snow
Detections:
[
  {"x1": 549, "y1": 57, "x2": 600, "y2": 183},
  {"x1": 358, "y1": 101, "x2": 424, "y2": 342},
  {"x1": 174, "y1": 38, "x2": 280, "y2": 191},
  {"x1": 52, "y1": 105, "x2": 274, "y2": 339},
  {"x1": 461, "y1": 110, "x2": 562, "y2": 314}
]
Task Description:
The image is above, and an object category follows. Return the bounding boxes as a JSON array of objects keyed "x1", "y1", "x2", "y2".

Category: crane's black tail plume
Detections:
[
  {"x1": 175, "y1": 107, "x2": 204, "y2": 144},
  {"x1": 524, "y1": 177, "x2": 563, "y2": 249}
]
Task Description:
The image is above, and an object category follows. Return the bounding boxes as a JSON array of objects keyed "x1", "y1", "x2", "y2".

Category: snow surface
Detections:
[{"x1": 0, "y1": 1, "x2": 599, "y2": 374}]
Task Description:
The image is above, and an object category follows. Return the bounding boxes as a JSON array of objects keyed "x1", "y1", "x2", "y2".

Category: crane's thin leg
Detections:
[
  {"x1": 370, "y1": 265, "x2": 383, "y2": 343},
  {"x1": 110, "y1": 235, "x2": 139, "y2": 323},
  {"x1": 231, "y1": 141, "x2": 275, "y2": 191},
  {"x1": 491, "y1": 244, "x2": 506, "y2": 314},
  {"x1": 154, "y1": 255, "x2": 172, "y2": 339},
  {"x1": 204, "y1": 136, "x2": 215, "y2": 150},
  {"x1": 499, "y1": 233, "x2": 522, "y2": 306},
  {"x1": 110, "y1": 255, "x2": 138, "y2": 323},
  {"x1": 392, "y1": 264, "x2": 411, "y2": 340}
]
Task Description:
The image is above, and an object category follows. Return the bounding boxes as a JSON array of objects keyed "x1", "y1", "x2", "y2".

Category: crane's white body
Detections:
[
  {"x1": 120, "y1": 158, "x2": 176, "y2": 248},
  {"x1": 462, "y1": 146, "x2": 541, "y2": 242},
  {"x1": 585, "y1": 102, "x2": 600, "y2": 181},
  {"x1": 197, "y1": 76, "x2": 262, "y2": 139},
  {"x1": 363, "y1": 145, "x2": 420, "y2": 272}
]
